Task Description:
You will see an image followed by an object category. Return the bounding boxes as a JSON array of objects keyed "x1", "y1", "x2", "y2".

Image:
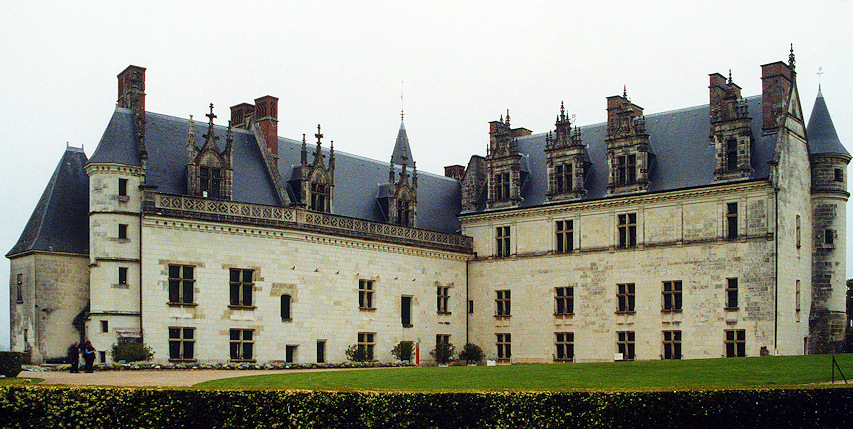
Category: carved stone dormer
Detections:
[
  {"x1": 300, "y1": 124, "x2": 335, "y2": 212},
  {"x1": 710, "y1": 71, "x2": 752, "y2": 182},
  {"x1": 487, "y1": 110, "x2": 523, "y2": 209},
  {"x1": 186, "y1": 104, "x2": 233, "y2": 200},
  {"x1": 545, "y1": 102, "x2": 586, "y2": 201},
  {"x1": 388, "y1": 144, "x2": 418, "y2": 227},
  {"x1": 605, "y1": 89, "x2": 651, "y2": 194}
]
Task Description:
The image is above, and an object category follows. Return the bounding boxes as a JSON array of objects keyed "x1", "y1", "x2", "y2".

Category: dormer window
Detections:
[
  {"x1": 200, "y1": 166, "x2": 222, "y2": 199},
  {"x1": 555, "y1": 164, "x2": 571, "y2": 193},
  {"x1": 310, "y1": 181, "x2": 330, "y2": 212},
  {"x1": 616, "y1": 155, "x2": 636, "y2": 186},
  {"x1": 300, "y1": 125, "x2": 336, "y2": 213},
  {"x1": 396, "y1": 199, "x2": 412, "y2": 226},
  {"x1": 494, "y1": 173, "x2": 510, "y2": 201},
  {"x1": 186, "y1": 105, "x2": 234, "y2": 201}
]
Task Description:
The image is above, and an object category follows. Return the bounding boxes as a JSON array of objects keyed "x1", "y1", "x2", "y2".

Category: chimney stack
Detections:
[
  {"x1": 254, "y1": 95, "x2": 279, "y2": 162},
  {"x1": 761, "y1": 61, "x2": 794, "y2": 133},
  {"x1": 444, "y1": 164, "x2": 465, "y2": 180},
  {"x1": 230, "y1": 103, "x2": 255, "y2": 129},
  {"x1": 117, "y1": 65, "x2": 146, "y2": 135}
]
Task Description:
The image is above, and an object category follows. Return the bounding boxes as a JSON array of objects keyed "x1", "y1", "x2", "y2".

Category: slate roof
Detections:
[
  {"x1": 88, "y1": 108, "x2": 462, "y2": 234},
  {"x1": 807, "y1": 90, "x2": 849, "y2": 156},
  {"x1": 465, "y1": 95, "x2": 775, "y2": 212},
  {"x1": 391, "y1": 120, "x2": 415, "y2": 168},
  {"x1": 7, "y1": 147, "x2": 90, "y2": 257}
]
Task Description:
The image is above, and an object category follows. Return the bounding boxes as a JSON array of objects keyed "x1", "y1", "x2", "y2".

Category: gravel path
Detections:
[{"x1": 18, "y1": 368, "x2": 365, "y2": 387}]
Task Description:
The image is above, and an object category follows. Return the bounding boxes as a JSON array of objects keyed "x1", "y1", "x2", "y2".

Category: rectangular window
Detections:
[
  {"x1": 468, "y1": 300, "x2": 474, "y2": 314},
  {"x1": 725, "y1": 278, "x2": 738, "y2": 309},
  {"x1": 494, "y1": 172, "x2": 510, "y2": 201},
  {"x1": 436, "y1": 286, "x2": 449, "y2": 314},
  {"x1": 617, "y1": 213, "x2": 637, "y2": 248},
  {"x1": 825, "y1": 229, "x2": 835, "y2": 245},
  {"x1": 118, "y1": 267, "x2": 128, "y2": 285},
  {"x1": 316, "y1": 340, "x2": 325, "y2": 363},
  {"x1": 359, "y1": 279, "x2": 375, "y2": 309},
  {"x1": 396, "y1": 199, "x2": 412, "y2": 226},
  {"x1": 555, "y1": 332, "x2": 574, "y2": 361},
  {"x1": 169, "y1": 327, "x2": 195, "y2": 361},
  {"x1": 725, "y1": 329, "x2": 746, "y2": 357},
  {"x1": 16, "y1": 274, "x2": 23, "y2": 303},
  {"x1": 617, "y1": 283, "x2": 635, "y2": 313},
  {"x1": 556, "y1": 220, "x2": 574, "y2": 253},
  {"x1": 795, "y1": 280, "x2": 801, "y2": 315},
  {"x1": 726, "y1": 202, "x2": 738, "y2": 239},
  {"x1": 310, "y1": 182, "x2": 329, "y2": 212},
  {"x1": 796, "y1": 215, "x2": 801, "y2": 249},
  {"x1": 616, "y1": 155, "x2": 637, "y2": 185},
  {"x1": 229, "y1": 268, "x2": 254, "y2": 307},
  {"x1": 286, "y1": 345, "x2": 297, "y2": 363},
  {"x1": 662, "y1": 281, "x2": 682, "y2": 312},
  {"x1": 199, "y1": 167, "x2": 222, "y2": 199},
  {"x1": 229, "y1": 328, "x2": 254, "y2": 361},
  {"x1": 555, "y1": 286, "x2": 574, "y2": 315},
  {"x1": 496, "y1": 226, "x2": 511, "y2": 257},
  {"x1": 835, "y1": 168, "x2": 844, "y2": 182},
  {"x1": 401, "y1": 296, "x2": 412, "y2": 327},
  {"x1": 100, "y1": 320, "x2": 109, "y2": 333},
  {"x1": 496, "y1": 290, "x2": 511, "y2": 317},
  {"x1": 280, "y1": 294, "x2": 292, "y2": 321},
  {"x1": 663, "y1": 330, "x2": 682, "y2": 360},
  {"x1": 118, "y1": 224, "x2": 128, "y2": 239},
  {"x1": 99, "y1": 351, "x2": 106, "y2": 363},
  {"x1": 496, "y1": 333, "x2": 511, "y2": 360},
  {"x1": 726, "y1": 139, "x2": 738, "y2": 171},
  {"x1": 358, "y1": 332, "x2": 375, "y2": 361},
  {"x1": 617, "y1": 331, "x2": 636, "y2": 361},
  {"x1": 436, "y1": 334, "x2": 450, "y2": 345},
  {"x1": 168, "y1": 265, "x2": 195, "y2": 304},
  {"x1": 118, "y1": 178, "x2": 128, "y2": 197},
  {"x1": 555, "y1": 164, "x2": 572, "y2": 193}
]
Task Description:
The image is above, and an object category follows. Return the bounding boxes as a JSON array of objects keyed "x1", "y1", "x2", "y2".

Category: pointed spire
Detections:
[
  {"x1": 505, "y1": 109, "x2": 511, "y2": 126},
  {"x1": 728, "y1": 69, "x2": 733, "y2": 84},
  {"x1": 817, "y1": 67, "x2": 824, "y2": 91},
  {"x1": 203, "y1": 103, "x2": 218, "y2": 145},
  {"x1": 789, "y1": 43, "x2": 796, "y2": 70},
  {"x1": 391, "y1": 115, "x2": 414, "y2": 168},
  {"x1": 186, "y1": 114, "x2": 195, "y2": 148},
  {"x1": 301, "y1": 133, "x2": 307, "y2": 167},
  {"x1": 807, "y1": 90, "x2": 848, "y2": 156},
  {"x1": 623, "y1": 85, "x2": 627, "y2": 98}
]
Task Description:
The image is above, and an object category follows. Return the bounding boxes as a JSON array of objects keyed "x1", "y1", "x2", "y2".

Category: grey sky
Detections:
[{"x1": 2, "y1": 1, "x2": 851, "y2": 350}]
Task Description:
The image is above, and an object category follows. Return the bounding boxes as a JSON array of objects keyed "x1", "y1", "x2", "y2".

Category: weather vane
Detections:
[{"x1": 817, "y1": 67, "x2": 824, "y2": 90}]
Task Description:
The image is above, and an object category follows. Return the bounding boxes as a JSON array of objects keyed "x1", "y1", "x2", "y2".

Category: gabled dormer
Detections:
[
  {"x1": 300, "y1": 124, "x2": 335, "y2": 212},
  {"x1": 487, "y1": 111, "x2": 529, "y2": 209},
  {"x1": 186, "y1": 104, "x2": 233, "y2": 200},
  {"x1": 605, "y1": 89, "x2": 651, "y2": 194},
  {"x1": 710, "y1": 71, "x2": 752, "y2": 182},
  {"x1": 545, "y1": 102, "x2": 586, "y2": 201}
]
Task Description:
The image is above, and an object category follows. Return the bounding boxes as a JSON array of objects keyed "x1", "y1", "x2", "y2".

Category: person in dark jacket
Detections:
[
  {"x1": 68, "y1": 341, "x2": 80, "y2": 373},
  {"x1": 82, "y1": 340, "x2": 96, "y2": 373}
]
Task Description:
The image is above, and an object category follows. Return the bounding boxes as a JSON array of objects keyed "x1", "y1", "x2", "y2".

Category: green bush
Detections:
[
  {"x1": 458, "y1": 343, "x2": 484, "y2": 365},
  {"x1": 345, "y1": 344, "x2": 370, "y2": 362},
  {"x1": 390, "y1": 341, "x2": 414, "y2": 362},
  {"x1": 430, "y1": 342, "x2": 456, "y2": 364},
  {"x1": 0, "y1": 352, "x2": 24, "y2": 378},
  {"x1": 110, "y1": 342, "x2": 154, "y2": 362}
]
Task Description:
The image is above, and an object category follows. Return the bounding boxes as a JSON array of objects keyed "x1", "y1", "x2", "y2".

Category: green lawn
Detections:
[{"x1": 195, "y1": 354, "x2": 853, "y2": 391}]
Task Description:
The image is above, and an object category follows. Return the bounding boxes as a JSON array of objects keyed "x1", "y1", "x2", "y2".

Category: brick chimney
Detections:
[
  {"x1": 117, "y1": 65, "x2": 146, "y2": 133},
  {"x1": 606, "y1": 92, "x2": 644, "y2": 139},
  {"x1": 444, "y1": 164, "x2": 465, "y2": 180},
  {"x1": 254, "y1": 95, "x2": 279, "y2": 160},
  {"x1": 230, "y1": 103, "x2": 255, "y2": 129},
  {"x1": 761, "y1": 61, "x2": 794, "y2": 133}
]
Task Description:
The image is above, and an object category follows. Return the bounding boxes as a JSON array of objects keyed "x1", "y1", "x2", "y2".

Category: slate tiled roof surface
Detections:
[
  {"x1": 807, "y1": 90, "x2": 849, "y2": 156},
  {"x1": 7, "y1": 147, "x2": 90, "y2": 257}
]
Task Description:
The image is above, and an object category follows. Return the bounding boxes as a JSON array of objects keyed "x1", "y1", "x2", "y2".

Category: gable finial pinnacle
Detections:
[
  {"x1": 623, "y1": 85, "x2": 627, "y2": 98},
  {"x1": 315, "y1": 124, "x2": 323, "y2": 145},
  {"x1": 400, "y1": 80, "x2": 405, "y2": 121},
  {"x1": 728, "y1": 69, "x2": 732, "y2": 84},
  {"x1": 789, "y1": 43, "x2": 796, "y2": 70},
  {"x1": 505, "y1": 109, "x2": 510, "y2": 126},
  {"x1": 560, "y1": 101, "x2": 566, "y2": 120},
  {"x1": 206, "y1": 103, "x2": 216, "y2": 123}
]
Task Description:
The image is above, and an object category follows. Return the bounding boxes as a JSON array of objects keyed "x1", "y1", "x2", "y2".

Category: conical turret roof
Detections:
[
  {"x1": 391, "y1": 120, "x2": 414, "y2": 168},
  {"x1": 807, "y1": 89, "x2": 849, "y2": 156}
]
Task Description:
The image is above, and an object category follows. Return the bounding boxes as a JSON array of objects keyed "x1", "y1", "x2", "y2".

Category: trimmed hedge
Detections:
[
  {"x1": 1, "y1": 386, "x2": 852, "y2": 428},
  {"x1": 0, "y1": 352, "x2": 24, "y2": 378}
]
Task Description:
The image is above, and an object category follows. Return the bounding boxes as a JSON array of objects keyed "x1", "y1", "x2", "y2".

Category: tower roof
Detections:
[
  {"x1": 807, "y1": 90, "x2": 849, "y2": 156},
  {"x1": 391, "y1": 120, "x2": 414, "y2": 168}
]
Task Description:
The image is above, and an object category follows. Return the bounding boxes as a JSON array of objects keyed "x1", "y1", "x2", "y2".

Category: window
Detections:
[
  {"x1": 229, "y1": 329, "x2": 254, "y2": 361},
  {"x1": 280, "y1": 294, "x2": 292, "y2": 321},
  {"x1": 662, "y1": 281, "x2": 682, "y2": 312},
  {"x1": 496, "y1": 333, "x2": 511, "y2": 360},
  {"x1": 835, "y1": 168, "x2": 843, "y2": 182},
  {"x1": 168, "y1": 265, "x2": 194, "y2": 304},
  {"x1": 316, "y1": 340, "x2": 326, "y2": 363},
  {"x1": 663, "y1": 330, "x2": 682, "y2": 359},
  {"x1": 468, "y1": 300, "x2": 474, "y2": 314},
  {"x1": 556, "y1": 220, "x2": 573, "y2": 253},
  {"x1": 359, "y1": 279, "x2": 375, "y2": 310},
  {"x1": 725, "y1": 329, "x2": 746, "y2": 357},
  {"x1": 555, "y1": 286, "x2": 574, "y2": 315},
  {"x1": 436, "y1": 286, "x2": 449, "y2": 314},
  {"x1": 118, "y1": 178, "x2": 128, "y2": 197},
  {"x1": 118, "y1": 267, "x2": 128, "y2": 285},
  {"x1": 100, "y1": 320, "x2": 109, "y2": 333},
  {"x1": 555, "y1": 164, "x2": 572, "y2": 193},
  {"x1": 199, "y1": 166, "x2": 222, "y2": 199},
  {"x1": 555, "y1": 332, "x2": 574, "y2": 361},
  {"x1": 401, "y1": 296, "x2": 412, "y2": 327},
  {"x1": 725, "y1": 278, "x2": 738, "y2": 309},
  {"x1": 617, "y1": 213, "x2": 637, "y2": 248},
  {"x1": 436, "y1": 334, "x2": 450, "y2": 345},
  {"x1": 286, "y1": 345, "x2": 297, "y2": 363},
  {"x1": 725, "y1": 139, "x2": 738, "y2": 171},
  {"x1": 795, "y1": 280, "x2": 801, "y2": 317},
  {"x1": 616, "y1": 154, "x2": 636, "y2": 185},
  {"x1": 496, "y1": 226, "x2": 511, "y2": 257},
  {"x1": 726, "y1": 203, "x2": 738, "y2": 239},
  {"x1": 496, "y1": 290, "x2": 511, "y2": 317},
  {"x1": 99, "y1": 351, "x2": 106, "y2": 363},
  {"x1": 396, "y1": 199, "x2": 412, "y2": 226},
  {"x1": 617, "y1": 283, "x2": 635, "y2": 313},
  {"x1": 229, "y1": 268, "x2": 254, "y2": 307},
  {"x1": 169, "y1": 327, "x2": 195, "y2": 361},
  {"x1": 494, "y1": 172, "x2": 510, "y2": 201},
  {"x1": 118, "y1": 224, "x2": 128, "y2": 239},
  {"x1": 617, "y1": 331, "x2": 635, "y2": 361},
  {"x1": 310, "y1": 182, "x2": 329, "y2": 212},
  {"x1": 16, "y1": 274, "x2": 23, "y2": 303},
  {"x1": 358, "y1": 332, "x2": 375, "y2": 361},
  {"x1": 796, "y1": 215, "x2": 801, "y2": 249},
  {"x1": 825, "y1": 229, "x2": 835, "y2": 245}
]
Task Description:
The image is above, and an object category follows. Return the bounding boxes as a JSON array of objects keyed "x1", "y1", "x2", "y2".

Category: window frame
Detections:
[
  {"x1": 359, "y1": 279, "x2": 375, "y2": 310},
  {"x1": 118, "y1": 267, "x2": 128, "y2": 285},
  {"x1": 280, "y1": 294, "x2": 292, "y2": 321},
  {"x1": 495, "y1": 290, "x2": 511, "y2": 317},
  {"x1": 555, "y1": 332, "x2": 574, "y2": 362},
  {"x1": 169, "y1": 327, "x2": 196, "y2": 362},
  {"x1": 118, "y1": 178, "x2": 128, "y2": 197},
  {"x1": 228, "y1": 268, "x2": 255, "y2": 309},
  {"x1": 168, "y1": 264, "x2": 195, "y2": 306},
  {"x1": 725, "y1": 138, "x2": 738, "y2": 171},
  {"x1": 617, "y1": 213, "x2": 637, "y2": 248},
  {"x1": 556, "y1": 220, "x2": 574, "y2": 253},
  {"x1": 229, "y1": 328, "x2": 255, "y2": 362},
  {"x1": 310, "y1": 181, "x2": 330, "y2": 212},
  {"x1": 496, "y1": 333, "x2": 511, "y2": 360},
  {"x1": 199, "y1": 166, "x2": 222, "y2": 199},
  {"x1": 835, "y1": 168, "x2": 844, "y2": 183},
  {"x1": 725, "y1": 278, "x2": 738, "y2": 310},
  {"x1": 662, "y1": 280, "x2": 682, "y2": 312},
  {"x1": 15, "y1": 274, "x2": 23, "y2": 303},
  {"x1": 555, "y1": 163, "x2": 572, "y2": 194},
  {"x1": 726, "y1": 202, "x2": 738, "y2": 240},
  {"x1": 358, "y1": 332, "x2": 376, "y2": 361},
  {"x1": 725, "y1": 329, "x2": 746, "y2": 357},
  {"x1": 617, "y1": 331, "x2": 636, "y2": 361},
  {"x1": 555, "y1": 286, "x2": 574, "y2": 316},
  {"x1": 663, "y1": 330, "x2": 682, "y2": 360},
  {"x1": 118, "y1": 223, "x2": 128, "y2": 240},
  {"x1": 616, "y1": 283, "x2": 635, "y2": 314},
  {"x1": 436, "y1": 285, "x2": 450, "y2": 314},
  {"x1": 496, "y1": 226, "x2": 511, "y2": 257}
]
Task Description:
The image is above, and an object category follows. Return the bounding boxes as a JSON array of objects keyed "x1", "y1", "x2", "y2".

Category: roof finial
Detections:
[
  {"x1": 817, "y1": 66, "x2": 823, "y2": 91},
  {"x1": 315, "y1": 124, "x2": 323, "y2": 145},
  {"x1": 728, "y1": 69, "x2": 732, "y2": 84},
  {"x1": 560, "y1": 101, "x2": 566, "y2": 120},
  {"x1": 206, "y1": 103, "x2": 216, "y2": 124},
  {"x1": 788, "y1": 43, "x2": 796, "y2": 70},
  {"x1": 623, "y1": 85, "x2": 627, "y2": 98},
  {"x1": 505, "y1": 109, "x2": 510, "y2": 126}
]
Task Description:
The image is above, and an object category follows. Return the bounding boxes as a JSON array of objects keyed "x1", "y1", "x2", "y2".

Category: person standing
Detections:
[
  {"x1": 82, "y1": 340, "x2": 96, "y2": 373},
  {"x1": 68, "y1": 341, "x2": 80, "y2": 373}
]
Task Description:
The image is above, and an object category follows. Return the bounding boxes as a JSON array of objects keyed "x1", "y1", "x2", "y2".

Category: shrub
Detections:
[
  {"x1": 390, "y1": 341, "x2": 414, "y2": 362},
  {"x1": 345, "y1": 344, "x2": 370, "y2": 362},
  {"x1": 110, "y1": 342, "x2": 154, "y2": 362},
  {"x1": 0, "y1": 351, "x2": 24, "y2": 378},
  {"x1": 458, "y1": 343, "x2": 484, "y2": 365},
  {"x1": 430, "y1": 342, "x2": 456, "y2": 364}
]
